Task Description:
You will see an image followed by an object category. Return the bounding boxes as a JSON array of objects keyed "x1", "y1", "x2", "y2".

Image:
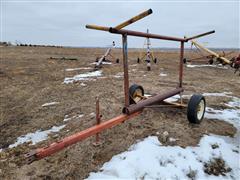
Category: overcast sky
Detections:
[{"x1": 1, "y1": 0, "x2": 239, "y2": 48}]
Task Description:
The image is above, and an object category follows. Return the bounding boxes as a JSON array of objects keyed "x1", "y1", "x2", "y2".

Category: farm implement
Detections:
[
  {"x1": 94, "y1": 41, "x2": 120, "y2": 70},
  {"x1": 25, "y1": 9, "x2": 215, "y2": 163},
  {"x1": 137, "y1": 29, "x2": 157, "y2": 71},
  {"x1": 184, "y1": 39, "x2": 240, "y2": 75}
]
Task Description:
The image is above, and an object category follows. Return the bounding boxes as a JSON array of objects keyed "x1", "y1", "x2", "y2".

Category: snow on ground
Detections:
[
  {"x1": 87, "y1": 94, "x2": 240, "y2": 179},
  {"x1": 65, "y1": 67, "x2": 92, "y2": 71},
  {"x1": 8, "y1": 125, "x2": 66, "y2": 148},
  {"x1": 80, "y1": 82, "x2": 87, "y2": 86},
  {"x1": 42, "y1": 102, "x2": 60, "y2": 107},
  {"x1": 186, "y1": 64, "x2": 228, "y2": 69},
  {"x1": 90, "y1": 62, "x2": 112, "y2": 65},
  {"x1": 64, "y1": 70, "x2": 102, "y2": 84},
  {"x1": 159, "y1": 72, "x2": 167, "y2": 77},
  {"x1": 203, "y1": 92, "x2": 232, "y2": 97},
  {"x1": 63, "y1": 114, "x2": 84, "y2": 122},
  {"x1": 113, "y1": 72, "x2": 123, "y2": 78}
]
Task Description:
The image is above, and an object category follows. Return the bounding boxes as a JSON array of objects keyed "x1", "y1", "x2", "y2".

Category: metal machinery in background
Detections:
[
  {"x1": 25, "y1": 9, "x2": 215, "y2": 163},
  {"x1": 94, "y1": 41, "x2": 120, "y2": 70},
  {"x1": 137, "y1": 29, "x2": 157, "y2": 71},
  {"x1": 183, "y1": 39, "x2": 239, "y2": 75}
]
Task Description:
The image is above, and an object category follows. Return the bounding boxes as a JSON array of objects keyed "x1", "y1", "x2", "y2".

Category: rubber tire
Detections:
[
  {"x1": 187, "y1": 94, "x2": 206, "y2": 124},
  {"x1": 137, "y1": 58, "x2": 140, "y2": 63},
  {"x1": 183, "y1": 58, "x2": 187, "y2": 64},
  {"x1": 147, "y1": 66, "x2": 151, "y2": 71},
  {"x1": 116, "y1": 59, "x2": 119, "y2": 63},
  {"x1": 129, "y1": 84, "x2": 144, "y2": 104},
  {"x1": 154, "y1": 58, "x2": 157, "y2": 63}
]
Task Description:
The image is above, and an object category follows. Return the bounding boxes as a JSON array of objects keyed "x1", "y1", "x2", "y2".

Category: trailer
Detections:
[{"x1": 25, "y1": 9, "x2": 215, "y2": 163}]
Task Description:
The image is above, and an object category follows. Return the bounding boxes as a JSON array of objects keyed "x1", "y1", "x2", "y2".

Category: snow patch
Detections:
[
  {"x1": 91, "y1": 62, "x2": 112, "y2": 65},
  {"x1": 113, "y1": 72, "x2": 123, "y2": 78},
  {"x1": 186, "y1": 64, "x2": 228, "y2": 69},
  {"x1": 65, "y1": 67, "x2": 92, "y2": 71},
  {"x1": 87, "y1": 135, "x2": 239, "y2": 179},
  {"x1": 88, "y1": 95, "x2": 240, "y2": 179},
  {"x1": 9, "y1": 125, "x2": 66, "y2": 148},
  {"x1": 159, "y1": 72, "x2": 167, "y2": 77},
  {"x1": 63, "y1": 114, "x2": 84, "y2": 122},
  {"x1": 202, "y1": 92, "x2": 232, "y2": 97},
  {"x1": 42, "y1": 102, "x2": 60, "y2": 107},
  {"x1": 80, "y1": 82, "x2": 87, "y2": 86},
  {"x1": 64, "y1": 70, "x2": 102, "y2": 84}
]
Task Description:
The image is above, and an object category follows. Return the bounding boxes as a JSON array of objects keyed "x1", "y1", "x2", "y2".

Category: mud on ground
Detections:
[{"x1": 0, "y1": 46, "x2": 239, "y2": 179}]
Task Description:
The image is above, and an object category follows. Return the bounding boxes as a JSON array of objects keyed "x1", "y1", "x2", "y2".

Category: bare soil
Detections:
[{"x1": 0, "y1": 46, "x2": 239, "y2": 179}]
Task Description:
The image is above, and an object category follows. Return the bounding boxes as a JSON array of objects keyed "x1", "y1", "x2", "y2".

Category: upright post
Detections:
[
  {"x1": 93, "y1": 97, "x2": 101, "y2": 146},
  {"x1": 179, "y1": 41, "x2": 184, "y2": 88},
  {"x1": 122, "y1": 34, "x2": 130, "y2": 107}
]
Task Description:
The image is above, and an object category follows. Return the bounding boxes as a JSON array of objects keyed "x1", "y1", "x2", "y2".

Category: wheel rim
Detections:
[
  {"x1": 133, "y1": 89, "x2": 143, "y2": 103},
  {"x1": 197, "y1": 100, "x2": 205, "y2": 120}
]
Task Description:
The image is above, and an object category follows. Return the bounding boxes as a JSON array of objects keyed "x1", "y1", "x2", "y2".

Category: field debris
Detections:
[
  {"x1": 64, "y1": 70, "x2": 102, "y2": 84},
  {"x1": 42, "y1": 102, "x2": 60, "y2": 107},
  {"x1": 49, "y1": 56, "x2": 78, "y2": 61},
  {"x1": 8, "y1": 125, "x2": 66, "y2": 149}
]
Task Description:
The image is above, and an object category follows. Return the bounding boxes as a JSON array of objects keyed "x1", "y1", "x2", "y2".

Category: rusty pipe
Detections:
[
  {"x1": 114, "y1": 9, "x2": 152, "y2": 30},
  {"x1": 110, "y1": 28, "x2": 186, "y2": 42},
  {"x1": 123, "y1": 88, "x2": 184, "y2": 114}
]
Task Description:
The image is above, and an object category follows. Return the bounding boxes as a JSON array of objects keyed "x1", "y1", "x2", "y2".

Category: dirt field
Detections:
[{"x1": 0, "y1": 46, "x2": 239, "y2": 179}]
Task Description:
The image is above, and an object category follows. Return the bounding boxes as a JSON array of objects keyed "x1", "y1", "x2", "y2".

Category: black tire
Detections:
[
  {"x1": 154, "y1": 58, "x2": 157, "y2": 63},
  {"x1": 187, "y1": 94, "x2": 206, "y2": 124},
  {"x1": 116, "y1": 59, "x2": 119, "y2": 63},
  {"x1": 183, "y1": 58, "x2": 187, "y2": 64},
  {"x1": 129, "y1": 84, "x2": 144, "y2": 104},
  {"x1": 137, "y1": 58, "x2": 140, "y2": 63},
  {"x1": 147, "y1": 66, "x2": 151, "y2": 71}
]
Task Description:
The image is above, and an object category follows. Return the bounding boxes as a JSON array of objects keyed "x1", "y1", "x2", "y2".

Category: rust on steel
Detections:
[
  {"x1": 114, "y1": 9, "x2": 152, "y2": 30},
  {"x1": 185, "y1": 30, "x2": 215, "y2": 41},
  {"x1": 122, "y1": 34, "x2": 130, "y2": 107},
  {"x1": 179, "y1": 41, "x2": 184, "y2": 88},
  {"x1": 110, "y1": 28, "x2": 186, "y2": 42},
  {"x1": 123, "y1": 88, "x2": 184, "y2": 114},
  {"x1": 25, "y1": 111, "x2": 141, "y2": 163},
  {"x1": 95, "y1": 97, "x2": 101, "y2": 143}
]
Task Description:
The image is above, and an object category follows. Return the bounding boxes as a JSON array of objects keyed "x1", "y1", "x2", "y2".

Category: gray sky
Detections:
[{"x1": 1, "y1": 0, "x2": 239, "y2": 48}]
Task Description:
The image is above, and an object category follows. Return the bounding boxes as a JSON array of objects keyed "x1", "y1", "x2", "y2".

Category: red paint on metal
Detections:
[{"x1": 32, "y1": 112, "x2": 141, "y2": 160}]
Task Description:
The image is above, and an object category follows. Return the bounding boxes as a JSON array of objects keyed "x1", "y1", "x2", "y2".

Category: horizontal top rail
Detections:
[{"x1": 86, "y1": 24, "x2": 214, "y2": 42}]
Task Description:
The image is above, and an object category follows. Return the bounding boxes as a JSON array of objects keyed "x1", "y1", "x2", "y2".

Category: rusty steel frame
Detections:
[
  {"x1": 25, "y1": 9, "x2": 215, "y2": 163},
  {"x1": 123, "y1": 88, "x2": 184, "y2": 114},
  {"x1": 25, "y1": 111, "x2": 141, "y2": 163}
]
